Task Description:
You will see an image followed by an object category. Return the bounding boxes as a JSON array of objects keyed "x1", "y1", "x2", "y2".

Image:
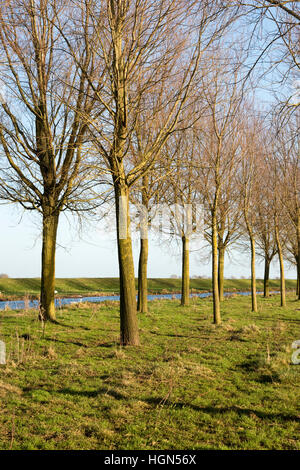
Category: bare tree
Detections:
[
  {"x1": 216, "y1": 154, "x2": 244, "y2": 301},
  {"x1": 265, "y1": 145, "x2": 288, "y2": 306},
  {"x1": 255, "y1": 179, "x2": 278, "y2": 298},
  {"x1": 285, "y1": 228, "x2": 299, "y2": 295},
  {"x1": 274, "y1": 114, "x2": 300, "y2": 299},
  {"x1": 162, "y1": 127, "x2": 201, "y2": 306},
  {"x1": 237, "y1": 0, "x2": 299, "y2": 123},
  {"x1": 0, "y1": 0, "x2": 97, "y2": 321},
  {"x1": 130, "y1": 157, "x2": 172, "y2": 314},
  {"x1": 65, "y1": 0, "x2": 232, "y2": 344},
  {"x1": 238, "y1": 114, "x2": 266, "y2": 312},
  {"x1": 196, "y1": 58, "x2": 244, "y2": 323}
]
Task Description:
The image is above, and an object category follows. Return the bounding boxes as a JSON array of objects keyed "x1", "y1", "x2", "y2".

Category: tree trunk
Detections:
[
  {"x1": 212, "y1": 212, "x2": 221, "y2": 324},
  {"x1": 181, "y1": 236, "x2": 190, "y2": 306},
  {"x1": 218, "y1": 245, "x2": 225, "y2": 302},
  {"x1": 275, "y1": 226, "x2": 286, "y2": 307},
  {"x1": 137, "y1": 174, "x2": 149, "y2": 314},
  {"x1": 297, "y1": 217, "x2": 300, "y2": 300},
  {"x1": 40, "y1": 212, "x2": 59, "y2": 322},
  {"x1": 137, "y1": 238, "x2": 148, "y2": 313},
  {"x1": 263, "y1": 257, "x2": 270, "y2": 298},
  {"x1": 250, "y1": 235, "x2": 258, "y2": 312},
  {"x1": 115, "y1": 185, "x2": 140, "y2": 346}
]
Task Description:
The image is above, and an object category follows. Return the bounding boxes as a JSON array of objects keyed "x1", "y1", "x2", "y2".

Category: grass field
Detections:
[
  {"x1": 0, "y1": 293, "x2": 299, "y2": 450},
  {"x1": 0, "y1": 277, "x2": 297, "y2": 299}
]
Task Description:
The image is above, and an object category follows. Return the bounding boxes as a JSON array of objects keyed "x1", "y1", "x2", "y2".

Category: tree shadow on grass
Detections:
[
  {"x1": 237, "y1": 355, "x2": 282, "y2": 383},
  {"x1": 238, "y1": 358, "x2": 263, "y2": 372},
  {"x1": 45, "y1": 320, "x2": 76, "y2": 329},
  {"x1": 57, "y1": 387, "x2": 127, "y2": 400},
  {"x1": 143, "y1": 398, "x2": 300, "y2": 422},
  {"x1": 94, "y1": 341, "x2": 119, "y2": 348},
  {"x1": 48, "y1": 321, "x2": 92, "y2": 331},
  {"x1": 149, "y1": 332, "x2": 198, "y2": 339},
  {"x1": 43, "y1": 337, "x2": 118, "y2": 348},
  {"x1": 44, "y1": 337, "x2": 88, "y2": 348},
  {"x1": 253, "y1": 315, "x2": 299, "y2": 324}
]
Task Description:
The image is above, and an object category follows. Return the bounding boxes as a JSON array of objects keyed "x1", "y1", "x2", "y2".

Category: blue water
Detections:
[{"x1": 0, "y1": 290, "x2": 271, "y2": 311}]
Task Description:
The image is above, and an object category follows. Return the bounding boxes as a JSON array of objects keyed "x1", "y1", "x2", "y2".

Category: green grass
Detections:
[
  {"x1": 0, "y1": 277, "x2": 297, "y2": 299},
  {"x1": 0, "y1": 293, "x2": 299, "y2": 449}
]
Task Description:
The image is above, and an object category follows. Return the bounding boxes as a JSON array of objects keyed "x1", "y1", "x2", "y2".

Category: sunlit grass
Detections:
[
  {"x1": 0, "y1": 277, "x2": 297, "y2": 299},
  {"x1": 0, "y1": 293, "x2": 299, "y2": 450}
]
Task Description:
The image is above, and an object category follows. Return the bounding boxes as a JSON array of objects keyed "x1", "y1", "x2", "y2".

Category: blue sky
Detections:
[
  {"x1": 0, "y1": 11, "x2": 297, "y2": 281},
  {"x1": 0, "y1": 203, "x2": 296, "y2": 279}
]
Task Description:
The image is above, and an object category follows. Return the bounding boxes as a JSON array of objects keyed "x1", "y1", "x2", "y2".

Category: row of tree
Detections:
[
  {"x1": 0, "y1": 0, "x2": 298, "y2": 346},
  {"x1": 130, "y1": 94, "x2": 299, "y2": 320}
]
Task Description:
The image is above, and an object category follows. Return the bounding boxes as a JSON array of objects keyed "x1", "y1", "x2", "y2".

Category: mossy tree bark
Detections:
[
  {"x1": 115, "y1": 183, "x2": 140, "y2": 346},
  {"x1": 181, "y1": 236, "x2": 190, "y2": 306},
  {"x1": 40, "y1": 208, "x2": 59, "y2": 322}
]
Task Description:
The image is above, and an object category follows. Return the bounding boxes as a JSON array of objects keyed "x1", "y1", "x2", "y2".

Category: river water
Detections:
[{"x1": 0, "y1": 290, "x2": 270, "y2": 311}]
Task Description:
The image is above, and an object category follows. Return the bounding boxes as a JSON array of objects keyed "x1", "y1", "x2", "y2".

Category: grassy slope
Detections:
[
  {"x1": 0, "y1": 277, "x2": 297, "y2": 298},
  {"x1": 0, "y1": 293, "x2": 299, "y2": 450}
]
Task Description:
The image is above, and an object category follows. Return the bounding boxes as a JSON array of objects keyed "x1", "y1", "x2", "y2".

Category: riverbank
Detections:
[{"x1": 0, "y1": 277, "x2": 297, "y2": 301}]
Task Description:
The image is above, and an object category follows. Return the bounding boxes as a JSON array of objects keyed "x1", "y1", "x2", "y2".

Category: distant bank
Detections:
[{"x1": 0, "y1": 277, "x2": 297, "y2": 300}]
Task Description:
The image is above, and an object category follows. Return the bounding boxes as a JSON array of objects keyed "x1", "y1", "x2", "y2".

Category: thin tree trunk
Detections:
[
  {"x1": 275, "y1": 226, "x2": 286, "y2": 307},
  {"x1": 263, "y1": 257, "x2": 270, "y2": 298},
  {"x1": 137, "y1": 238, "x2": 148, "y2": 313},
  {"x1": 40, "y1": 211, "x2": 59, "y2": 322},
  {"x1": 181, "y1": 236, "x2": 190, "y2": 306},
  {"x1": 298, "y1": 258, "x2": 300, "y2": 299},
  {"x1": 297, "y1": 217, "x2": 300, "y2": 300},
  {"x1": 212, "y1": 212, "x2": 221, "y2": 324},
  {"x1": 115, "y1": 185, "x2": 140, "y2": 346},
  {"x1": 250, "y1": 235, "x2": 258, "y2": 312},
  {"x1": 218, "y1": 245, "x2": 225, "y2": 302},
  {"x1": 137, "y1": 175, "x2": 149, "y2": 314}
]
